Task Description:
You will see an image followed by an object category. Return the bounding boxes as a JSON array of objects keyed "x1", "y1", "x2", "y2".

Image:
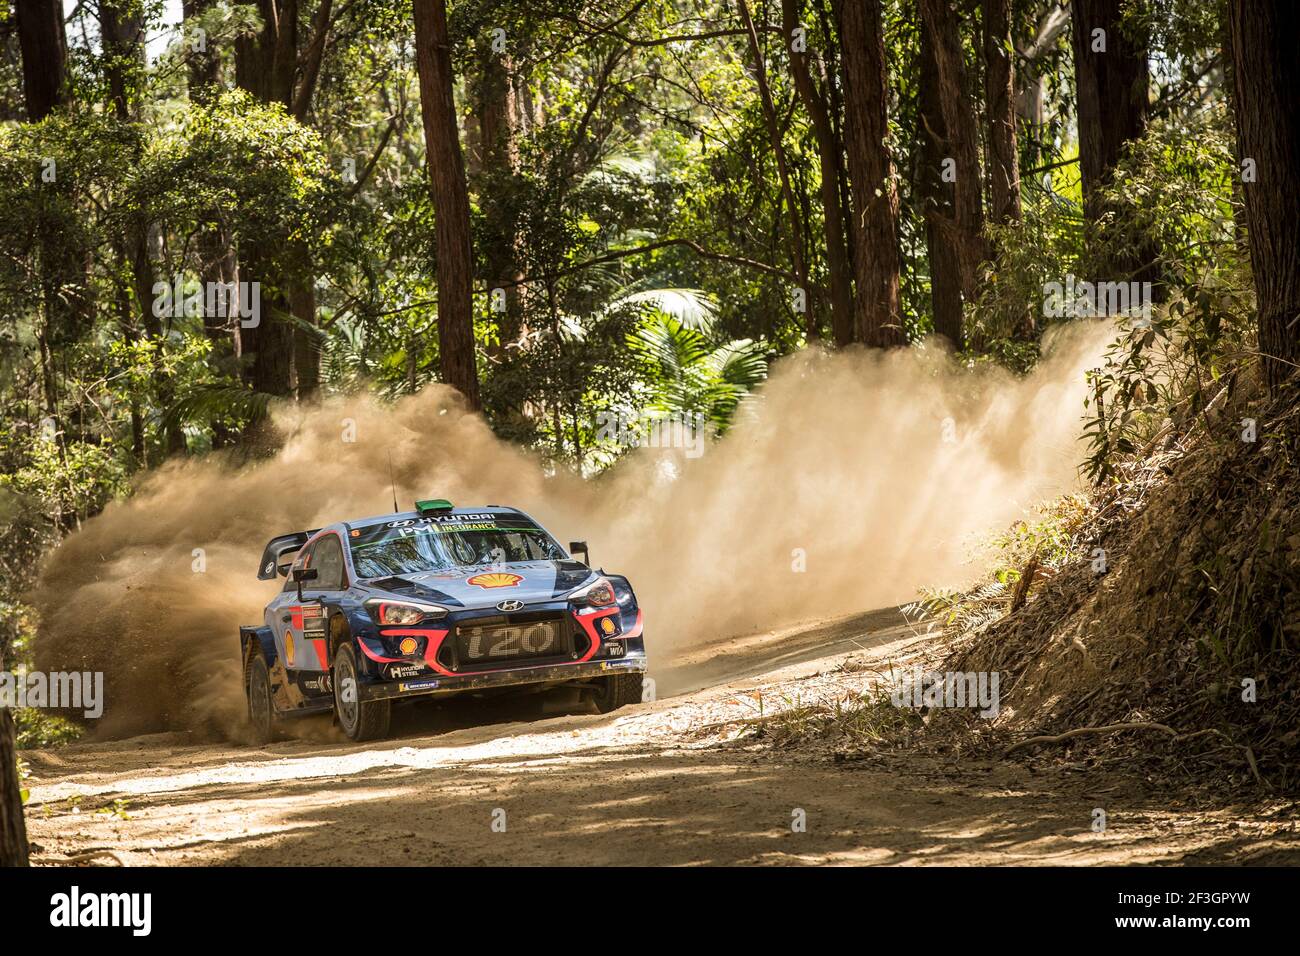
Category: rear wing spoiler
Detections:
[{"x1": 258, "y1": 530, "x2": 320, "y2": 580}]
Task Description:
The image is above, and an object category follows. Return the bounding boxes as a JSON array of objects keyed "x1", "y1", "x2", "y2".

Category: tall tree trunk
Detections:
[
  {"x1": 288, "y1": 0, "x2": 323, "y2": 409},
  {"x1": 1228, "y1": 0, "x2": 1300, "y2": 388},
  {"x1": 99, "y1": 0, "x2": 143, "y2": 120},
  {"x1": 1015, "y1": 5, "x2": 1070, "y2": 171},
  {"x1": 290, "y1": 278, "x2": 320, "y2": 401},
  {"x1": 182, "y1": 0, "x2": 221, "y2": 97},
  {"x1": 782, "y1": 0, "x2": 854, "y2": 347},
  {"x1": 244, "y1": 285, "x2": 297, "y2": 397},
  {"x1": 983, "y1": 0, "x2": 1021, "y2": 225},
  {"x1": 918, "y1": 23, "x2": 964, "y2": 349},
  {"x1": 235, "y1": 0, "x2": 298, "y2": 105},
  {"x1": 837, "y1": 0, "x2": 903, "y2": 347},
  {"x1": 476, "y1": 41, "x2": 526, "y2": 355},
  {"x1": 186, "y1": 0, "x2": 239, "y2": 443},
  {"x1": 131, "y1": 224, "x2": 186, "y2": 453},
  {"x1": 919, "y1": 0, "x2": 987, "y2": 312},
  {"x1": 293, "y1": 0, "x2": 333, "y2": 121},
  {"x1": 413, "y1": 0, "x2": 482, "y2": 409},
  {"x1": 1071, "y1": 0, "x2": 1159, "y2": 293},
  {"x1": 104, "y1": 4, "x2": 187, "y2": 453},
  {"x1": 478, "y1": 46, "x2": 519, "y2": 172},
  {"x1": 816, "y1": 0, "x2": 856, "y2": 280},
  {"x1": 1070, "y1": 0, "x2": 1148, "y2": 224},
  {"x1": 15, "y1": 0, "x2": 66, "y2": 120},
  {"x1": 0, "y1": 708, "x2": 28, "y2": 867},
  {"x1": 110, "y1": 253, "x2": 147, "y2": 462},
  {"x1": 234, "y1": 0, "x2": 314, "y2": 403},
  {"x1": 739, "y1": 0, "x2": 815, "y2": 340},
  {"x1": 1, "y1": 591, "x2": 30, "y2": 866}
]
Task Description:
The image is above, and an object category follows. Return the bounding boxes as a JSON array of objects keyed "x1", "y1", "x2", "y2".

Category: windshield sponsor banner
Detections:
[{"x1": 350, "y1": 513, "x2": 541, "y2": 546}]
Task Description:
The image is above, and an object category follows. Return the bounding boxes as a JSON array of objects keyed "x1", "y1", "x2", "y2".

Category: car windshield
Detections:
[{"x1": 348, "y1": 513, "x2": 566, "y2": 578}]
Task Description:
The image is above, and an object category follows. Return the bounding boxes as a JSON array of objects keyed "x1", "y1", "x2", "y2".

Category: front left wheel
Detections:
[
  {"x1": 246, "y1": 655, "x2": 279, "y2": 745},
  {"x1": 333, "y1": 642, "x2": 392, "y2": 741}
]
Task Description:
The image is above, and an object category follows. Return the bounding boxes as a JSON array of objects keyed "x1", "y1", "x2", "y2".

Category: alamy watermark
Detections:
[
  {"x1": 594, "y1": 410, "x2": 707, "y2": 459},
  {"x1": 1, "y1": 670, "x2": 104, "y2": 719},
  {"x1": 890, "y1": 666, "x2": 1000, "y2": 718},
  {"x1": 50, "y1": 886, "x2": 151, "y2": 936},
  {"x1": 1043, "y1": 274, "x2": 1153, "y2": 324},
  {"x1": 152, "y1": 277, "x2": 261, "y2": 328}
]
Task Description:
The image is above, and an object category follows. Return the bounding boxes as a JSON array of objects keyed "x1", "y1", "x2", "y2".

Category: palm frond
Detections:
[
  {"x1": 164, "y1": 383, "x2": 272, "y2": 431},
  {"x1": 627, "y1": 315, "x2": 709, "y2": 380},
  {"x1": 612, "y1": 288, "x2": 718, "y2": 329}
]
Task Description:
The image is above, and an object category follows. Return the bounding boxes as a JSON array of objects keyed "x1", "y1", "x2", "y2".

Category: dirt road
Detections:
[{"x1": 22, "y1": 610, "x2": 1300, "y2": 866}]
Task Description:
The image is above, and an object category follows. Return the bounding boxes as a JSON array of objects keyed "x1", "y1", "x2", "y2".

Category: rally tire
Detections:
[
  {"x1": 246, "y1": 654, "x2": 279, "y2": 745},
  {"x1": 333, "y1": 642, "x2": 391, "y2": 741},
  {"x1": 592, "y1": 672, "x2": 644, "y2": 714}
]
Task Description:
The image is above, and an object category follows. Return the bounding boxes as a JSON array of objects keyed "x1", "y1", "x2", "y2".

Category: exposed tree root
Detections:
[
  {"x1": 1003, "y1": 721, "x2": 1177, "y2": 755},
  {"x1": 35, "y1": 848, "x2": 125, "y2": 867},
  {"x1": 1004, "y1": 722, "x2": 1272, "y2": 790}
]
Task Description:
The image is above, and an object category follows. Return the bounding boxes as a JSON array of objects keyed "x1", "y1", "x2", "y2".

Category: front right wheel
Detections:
[
  {"x1": 591, "y1": 672, "x2": 644, "y2": 714},
  {"x1": 333, "y1": 641, "x2": 392, "y2": 741}
]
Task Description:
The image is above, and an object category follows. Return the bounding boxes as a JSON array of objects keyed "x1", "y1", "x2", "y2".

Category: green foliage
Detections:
[
  {"x1": 15, "y1": 710, "x2": 83, "y2": 750},
  {"x1": 626, "y1": 304, "x2": 768, "y2": 430},
  {"x1": 968, "y1": 166, "x2": 1085, "y2": 346},
  {"x1": 16, "y1": 755, "x2": 29, "y2": 806},
  {"x1": 904, "y1": 494, "x2": 1094, "y2": 635},
  {"x1": 1080, "y1": 108, "x2": 1253, "y2": 482},
  {"x1": 905, "y1": 582, "x2": 1010, "y2": 635}
]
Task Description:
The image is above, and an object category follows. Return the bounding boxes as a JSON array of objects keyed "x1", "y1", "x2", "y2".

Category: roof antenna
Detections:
[{"x1": 387, "y1": 451, "x2": 399, "y2": 513}]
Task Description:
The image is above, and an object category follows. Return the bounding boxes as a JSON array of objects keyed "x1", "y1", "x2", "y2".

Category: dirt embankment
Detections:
[{"x1": 932, "y1": 372, "x2": 1300, "y2": 797}]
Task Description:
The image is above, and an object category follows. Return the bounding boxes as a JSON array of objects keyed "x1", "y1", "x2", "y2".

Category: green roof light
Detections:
[{"x1": 415, "y1": 498, "x2": 454, "y2": 514}]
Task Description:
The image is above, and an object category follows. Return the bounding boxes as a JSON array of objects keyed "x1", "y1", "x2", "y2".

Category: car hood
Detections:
[{"x1": 359, "y1": 560, "x2": 598, "y2": 610}]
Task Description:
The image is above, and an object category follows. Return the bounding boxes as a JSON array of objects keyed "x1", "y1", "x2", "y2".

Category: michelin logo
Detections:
[{"x1": 399, "y1": 678, "x2": 440, "y2": 692}]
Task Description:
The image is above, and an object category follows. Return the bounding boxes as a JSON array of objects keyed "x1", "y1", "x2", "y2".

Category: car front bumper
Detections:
[{"x1": 358, "y1": 652, "x2": 647, "y2": 702}]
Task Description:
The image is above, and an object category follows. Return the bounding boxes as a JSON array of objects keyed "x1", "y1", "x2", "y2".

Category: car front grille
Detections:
[{"x1": 447, "y1": 611, "x2": 577, "y2": 671}]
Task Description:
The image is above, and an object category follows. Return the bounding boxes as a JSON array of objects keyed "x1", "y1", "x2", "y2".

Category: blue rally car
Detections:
[{"x1": 239, "y1": 499, "x2": 646, "y2": 742}]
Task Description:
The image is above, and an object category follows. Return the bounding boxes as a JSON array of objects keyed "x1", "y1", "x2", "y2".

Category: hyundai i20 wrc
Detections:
[{"x1": 239, "y1": 499, "x2": 646, "y2": 742}]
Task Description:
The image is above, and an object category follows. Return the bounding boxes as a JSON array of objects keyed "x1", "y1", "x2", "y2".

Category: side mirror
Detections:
[
  {"x1": 569, "y1": 541, "x2": 590, "y2": 566},
  {"x1": 293, "y1": 566, "x2": 318, "y2": 600}
]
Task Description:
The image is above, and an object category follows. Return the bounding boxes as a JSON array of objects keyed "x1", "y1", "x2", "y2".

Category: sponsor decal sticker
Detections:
[
  {"x1": 467, "y1": 572, "x2": 524, "y2": 589},
  {"x1": 399, "y1": 678, "x2": 440, "y2": 692},
  {"x1": 387, "y1": 513, "x2": 495, "y2": 528},
  {"x1": 398, "y1": 637, "x2": 418, "y2": 655}
]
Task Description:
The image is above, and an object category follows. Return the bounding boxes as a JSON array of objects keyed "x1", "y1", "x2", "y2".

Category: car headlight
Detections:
[
  {"x1": 570, "y1": 577, "x2": 616, "y2": 608},
  {"x1": 365, "y1": 599, "x2": 448, "y2": 626}
]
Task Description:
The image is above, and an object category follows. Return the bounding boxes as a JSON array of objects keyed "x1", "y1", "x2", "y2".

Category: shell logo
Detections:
[
  {"x1": 467, "y1": 572, "x2": 523, "y2": 589},
  {"x1": 399, "y1": 637, "x2": 418, "y2": 655}
]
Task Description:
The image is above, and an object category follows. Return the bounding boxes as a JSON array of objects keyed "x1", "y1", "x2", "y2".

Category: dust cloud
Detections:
[{"x1": 32, "y1": 320, "x2": 1111, "y2": 739}]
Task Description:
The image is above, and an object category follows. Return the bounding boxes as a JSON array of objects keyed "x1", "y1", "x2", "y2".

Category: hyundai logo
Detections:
[{"x1": 496, "y1": 600, "x2": 524, "y2": 612}]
